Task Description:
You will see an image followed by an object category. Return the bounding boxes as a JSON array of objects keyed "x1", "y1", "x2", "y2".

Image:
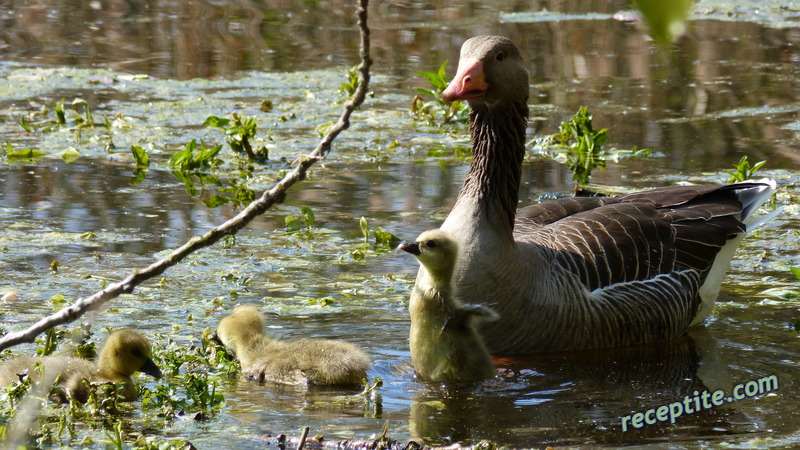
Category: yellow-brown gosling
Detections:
[
  {"x1": 0, "y1": 328, "x2": 162, "y2": 402},
  {"x1": 399, "y1": 229, "x2": 498, "y2": 382},
  {"x1": 215, "y1": 305, "x2": 370, "y2": 386}
]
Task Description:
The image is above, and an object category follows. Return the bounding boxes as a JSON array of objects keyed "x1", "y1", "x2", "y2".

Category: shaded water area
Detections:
[{"x1": 1, "y1": 0, "x2": 799, "y2": 448}]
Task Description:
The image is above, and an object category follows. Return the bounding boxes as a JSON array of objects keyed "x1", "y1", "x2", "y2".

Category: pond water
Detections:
[{"x1": 1, "y1": 0, "x2": 799, "y2": 448}]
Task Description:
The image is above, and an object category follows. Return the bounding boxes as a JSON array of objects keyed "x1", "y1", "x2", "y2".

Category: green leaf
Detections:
[
  {"x1": 130, "y1": 145, "x2": 150, "y2": 168},
  {"x1": 791, "y1": 267, "x2": 800, "y2": 280},
  {"x1": 61, "y1": 146, "x2": 81, "y2": 163},
  {"x1": 72, "y1": 98, "x2": 93, "y2": 124},
  {"x1": 300, "y1": 205, "x2": 315, "y2": 227},
  {"x1": 359, "y1": 217, "x2": 370, "y2": 243},
  {"x1": 54, "y1": 98, "x2": 66, "y2": 125},
  {"x1": 7, "y1": 148, "x2": 48, "y2": 161},
  {"x1": 285, "y1": 215, "x2": 302, "y2": 232},
  {"x1": 203, "y1": 116, "x2": 231, "y2": 128},
  {"x1": 169, "y1": 140, "x2": 196, "y2": 169},
  {"x1": 131, "y1": 168, "x2": 147, "y2": 185},
  {"x1": 374, "y1": 227, "x2": 401, "y2": 247}
]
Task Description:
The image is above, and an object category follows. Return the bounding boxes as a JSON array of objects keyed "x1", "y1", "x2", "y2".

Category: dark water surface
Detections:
[{"x1": 1, "y1": 1, "x2": 799, "y2": 448}]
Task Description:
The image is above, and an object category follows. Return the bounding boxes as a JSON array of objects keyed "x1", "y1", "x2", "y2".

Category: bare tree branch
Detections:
[{"x1": 0, "y1": 0, "x2": 372, "y2": 353}]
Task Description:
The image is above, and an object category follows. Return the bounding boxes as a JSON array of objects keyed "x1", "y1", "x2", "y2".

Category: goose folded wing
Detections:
[
  {"x1": 515, "y1": 196, "x2": 621, "y2": 225},
  {"x1": 523, "y1": 198, "x2": 745, "y2": 291}
]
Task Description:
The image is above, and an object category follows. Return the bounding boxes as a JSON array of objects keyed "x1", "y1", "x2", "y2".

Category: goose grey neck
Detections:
[{"x1": 459, "y1": 101, "x2": 528, "y2": 229}]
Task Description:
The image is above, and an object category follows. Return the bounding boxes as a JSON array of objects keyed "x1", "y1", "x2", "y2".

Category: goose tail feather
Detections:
[{"x1": 736, "y1": 178, "x2": 780, "y2": 231}]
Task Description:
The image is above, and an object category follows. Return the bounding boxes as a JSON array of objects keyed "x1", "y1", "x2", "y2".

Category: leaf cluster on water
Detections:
[
  {"x1": 529, "y1": 105, "x2": 650, "y2": 188},
  {"x1": 411, "y1": 60, "x2": 469, "y2": 126},
  {"x1": 726, "y1": 155, "x2": 766, "y2": 183}
]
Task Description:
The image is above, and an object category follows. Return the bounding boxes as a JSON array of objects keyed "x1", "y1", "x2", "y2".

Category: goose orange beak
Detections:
[
  {"x1": 442, "y1": 59, "x2": 488, "y2": 102},
  {"x1": 398, "y1": 241, "x2": 421, "y2": 256}
]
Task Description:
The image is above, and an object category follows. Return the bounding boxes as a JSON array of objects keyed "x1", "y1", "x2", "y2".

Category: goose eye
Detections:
[
  {"x1": 426, "y1": 240, "x2": 437, "y2": 248},
  {"x1": 495, "y1": 51, "x2": 505, "y2": 61},
  {"x1": 131, "y1": 349, "x2": 143, "y2": 358}
]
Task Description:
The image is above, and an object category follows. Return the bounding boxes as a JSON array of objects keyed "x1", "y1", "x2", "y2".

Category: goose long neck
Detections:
[{"x1": 460, "y1": 101, "x2": 528, "y2": 230}]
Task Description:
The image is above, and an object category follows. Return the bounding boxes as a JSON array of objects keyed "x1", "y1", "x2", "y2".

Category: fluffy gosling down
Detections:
[
  {"x1": 0, "y1": 329, "x2": 162, "y2": 402},
  {"x1": 399, "y1": 229, "x2": 498, "y2": 382},
  {"x1": 215, "y1": 305, "x2": 370, "y2": 387}
]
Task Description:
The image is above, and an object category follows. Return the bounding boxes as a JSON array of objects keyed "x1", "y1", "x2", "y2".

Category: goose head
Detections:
[
  {"x1": 441, "y1": 35, "x2": 529, "y2": 109},
  {"x1": 96, "y1": 329, "x2": 161, "y2": 381},
  {"x1": 399, "y1": 229, "x2": 459, "y2": 286},
  {"x1": 216, "y1": 305, "x2": 265, "y2": 354}
]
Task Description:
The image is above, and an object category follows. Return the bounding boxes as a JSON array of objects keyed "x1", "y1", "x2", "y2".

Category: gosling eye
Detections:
[
  {"x1": 131, "y1": 348, "x2": 143, "y2": 358},
  {"x1": 495, "y1": 51, "x2": 505, "y2": 62},
  {"x1": 426, "y1": 240, "x2": 437, "y2": 248}
]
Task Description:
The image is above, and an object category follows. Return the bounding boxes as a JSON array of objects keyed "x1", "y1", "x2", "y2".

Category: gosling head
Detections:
[
  {"x1": 398, "y1": 229, "x2": 459, "y2": 284},
  {"x1": 97, "y1": 329, "x2": 161, "y2": 381},
  {"x1": 215, "y1": 305, "x2": 266, "y2": 354}
]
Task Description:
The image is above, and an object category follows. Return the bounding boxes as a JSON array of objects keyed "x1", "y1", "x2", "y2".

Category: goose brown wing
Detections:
[
  {"x1": 516, "y1": 196, "x2": 621, "y2": 225},
  {"x1": 518, "y1": 187, "x2": 747, "y2": 291}
]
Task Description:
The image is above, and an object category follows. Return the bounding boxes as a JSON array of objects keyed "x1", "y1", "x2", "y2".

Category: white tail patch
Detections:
[{"x1": 690, "y1": 178, "x2": 779, "y2": 326}]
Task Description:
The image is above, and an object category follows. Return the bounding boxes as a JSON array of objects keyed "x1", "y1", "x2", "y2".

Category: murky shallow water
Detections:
[{"x1": 1, "y1": 1, "x2": 799, "y2": 448}]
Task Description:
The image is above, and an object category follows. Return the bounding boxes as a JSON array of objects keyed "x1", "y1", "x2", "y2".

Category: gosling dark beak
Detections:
[
  {"x1": 140, "y1": 358, "x2": 163, "y2": 379},
  {"x1": 398, "y1": 241, "x2": 421, "y2": 256},
  {"x1": 210, "y1": 331, "x2": 222, "y2": 345}
]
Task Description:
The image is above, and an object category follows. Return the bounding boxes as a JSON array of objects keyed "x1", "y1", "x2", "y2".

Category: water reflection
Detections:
[{"x1": 3, "y1": 1, "x2": 797, "y2": 172}]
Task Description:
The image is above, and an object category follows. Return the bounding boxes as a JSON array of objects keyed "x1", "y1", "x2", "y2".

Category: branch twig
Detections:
[{"x1": 0, "y1": 0, "x2": 372, "y2": 352}]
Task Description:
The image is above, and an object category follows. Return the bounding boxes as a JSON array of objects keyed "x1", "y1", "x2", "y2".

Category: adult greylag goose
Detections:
[
  {"x1": 399, "y1": 230, "x2": 498, "y2": 382},
  {"x1": 428, "y1": 35, "x2": 778, "y2": 354},
  {"x1": 0, "y1": 329, "x2": 162, "y2": 402},
  {"x1": 215, "y1": 305, "x2": 370, "y2": 386}
]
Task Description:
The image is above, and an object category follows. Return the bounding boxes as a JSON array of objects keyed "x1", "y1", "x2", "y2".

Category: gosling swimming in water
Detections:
[
  {"x1": 399, "y1": 229, "x2": 498, "y2": 382},
  {"x1": 0, "y1": 328, "x2": 162, "y2": 402},
  {"x1": 215, "y1": 305, "x2": 370, "y2": 386}
]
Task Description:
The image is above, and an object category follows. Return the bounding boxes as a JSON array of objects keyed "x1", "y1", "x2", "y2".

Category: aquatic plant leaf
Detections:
[
  {"x1": 130, "y1": 145, "x2": 150, "y2": 168},
  {"x1": 359, "y1": 216, "x2": 370, "y2": 242},
  {"x1": 204, "y1": 195, "x2": 229, "y2": 208},
  {"x1": 203, "y1": 115, "x2": 231, "y2": 128},
  {"x1": 300, "y1": 205, "x2": 315, "y2": 227},
  {"x1": 726, "y1": 155, "x2": 766, "y2": 182},
  {"x1": 374, "y1": 227, "x2": 401, "y2": 248},
  {"x1": 71, "y1": 98, "x2": 93, "y2": 125},
  {"x1": 791, "y1": 267, "x2": 800, "y2": 280},
  {"x1": 131, "y1": 168, "x2": 147, "y2": 185},
  {"x1": 54, "y1": 98, "x2": 66, "y2": 125},
  {"x1": 285, "y1": 215, "x2": 302, "y2": 232},
  {"x1": 6, "y1": 148, "x2": 48, "y2": 161},
  {"x1": 61, "y1": 146, "x2": 80, "y2": 163}
]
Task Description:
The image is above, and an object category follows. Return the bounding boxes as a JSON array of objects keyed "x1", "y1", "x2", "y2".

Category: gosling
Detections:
[
  {"x1": 0, "y1": 328, "x2": 162, "y2": 402},
  {"x1": 399, "y1": 229, "x2": 498, "y2": 382},
  {"x1": 215, "y1": 305, "x2": 370, "y2": 386}
]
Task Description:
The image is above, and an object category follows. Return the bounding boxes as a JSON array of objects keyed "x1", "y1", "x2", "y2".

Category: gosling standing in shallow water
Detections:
[
  {"x1": 0, "y1": 328, "x2": 162, "y2": 402},
  {"x1": 399, "y1": 229, "x2": 498, "y2": 382},
  {"x1": 215, "y1": 305, "x2": 370, "y2": 386}
]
